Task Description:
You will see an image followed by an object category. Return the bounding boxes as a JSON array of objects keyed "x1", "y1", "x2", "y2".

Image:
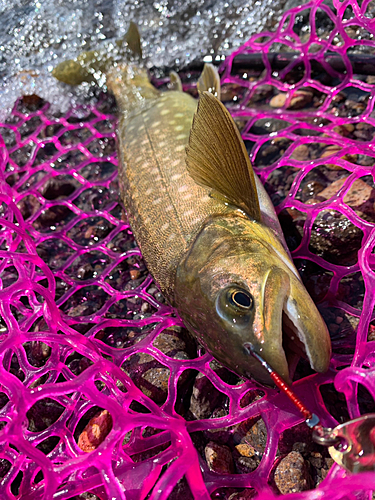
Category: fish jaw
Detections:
[
  {"x1": 283, "y1": 276, "x2": 331, "y2": 374},
  {"x1": 174, "y1": 212, "x2": 331, "y2": 385}
]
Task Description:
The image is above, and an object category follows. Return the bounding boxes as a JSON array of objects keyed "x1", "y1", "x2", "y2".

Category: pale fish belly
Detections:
[{"x1": 117, "y1": 90, "x2": 227, "y2": 302}]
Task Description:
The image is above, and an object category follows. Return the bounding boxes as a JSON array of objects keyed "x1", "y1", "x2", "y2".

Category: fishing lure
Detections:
[{"x1": 249, "y1": 346, "x2": 375, "y2": 474}]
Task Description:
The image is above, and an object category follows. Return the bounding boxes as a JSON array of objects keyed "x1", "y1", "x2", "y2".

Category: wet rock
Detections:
[
  {"x1": 205, "y1": 441, "x2": 234, "y2": 473},
  {"x1": 246, "y1": 84, "x2": 274, "y2": 105},
  {"x1": 27, "y1": 398, "x2": 65, "y2": 433},
  {"x1": 286, "y1": 207, "x2": 363, "y2": 266},
  {"x1": 234, "y1": 443, "x2": 261, "y2": 473},
  {"x1": 274, "y1": 451, "x2": 312, "y2": 494},
  {"x1": 309, "y1": 177, "x2": 375, "y2": 219},
  {"x1": 235, "y1": 418, "x2": 268, "y2": 455},
  {"x1": 122, "y1": 351, "x2": 170, "y2": 405},
  {"x1": 78, "y1": 409, "x2": 113, "y2": 452}
]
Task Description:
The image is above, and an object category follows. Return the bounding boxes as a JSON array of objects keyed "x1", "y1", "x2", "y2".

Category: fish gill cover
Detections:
[{"x1": 1, "y1": 0, "x2": 375, "y2": 498}]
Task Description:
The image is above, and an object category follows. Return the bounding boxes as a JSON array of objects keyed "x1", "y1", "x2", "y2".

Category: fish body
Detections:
[
  {"x1": 53, "y1": 37, "x2": 331, "y2": 385},
  {"x1": 107, "y1": 64, "x2": 331, "y2": 384}
]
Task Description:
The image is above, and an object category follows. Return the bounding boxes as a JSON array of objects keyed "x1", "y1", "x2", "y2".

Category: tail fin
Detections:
[{"x1": 52, "y1": 22, "x2": 143, "y2": 86}]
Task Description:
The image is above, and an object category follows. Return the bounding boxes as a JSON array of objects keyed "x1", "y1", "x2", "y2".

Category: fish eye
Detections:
[
  {"x1": 216, "y1": 286, "x2": 254, "y2": 326},
  {"x1": 229, "y1": 290, "x2": 253, "y2": 310}
]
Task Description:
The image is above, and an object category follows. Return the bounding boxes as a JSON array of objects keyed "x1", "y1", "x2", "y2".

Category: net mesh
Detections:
[{"x1": 1, "y1": 0, "x2": 375, "y2": 498}]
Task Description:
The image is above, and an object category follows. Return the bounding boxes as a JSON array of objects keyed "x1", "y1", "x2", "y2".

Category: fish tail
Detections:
[{"x1": 52, "y1": 21, "x2": 158, "y2": 111}]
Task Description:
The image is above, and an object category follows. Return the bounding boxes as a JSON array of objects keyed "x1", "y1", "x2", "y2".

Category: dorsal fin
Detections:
[
  {"x1": 169, "y1": 71, "x2": 183, "y2": 92},
  {"x1": 186, "y1": 91, "x2": 261, "y2": 221},
  {"x1": 197, "y1": 63, "x2": 221, "y2": 100},
  {"x1": 123, "y1": 21, "x2": 142, "y2": 59}
]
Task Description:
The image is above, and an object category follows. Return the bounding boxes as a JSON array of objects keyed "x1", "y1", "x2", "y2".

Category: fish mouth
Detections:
[
  {"x1": 251, "y1": 268, "x2": 331, "y2": 385},
  {"x1": 282, "y1": 307, "x2": 309, "y2": 381},
  {"x1": 275, "y1": 289, "x2": 330, "y2": 384}
]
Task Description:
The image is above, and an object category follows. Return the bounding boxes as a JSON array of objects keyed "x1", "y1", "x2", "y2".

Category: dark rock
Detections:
[
  {"x1": 205, "y1": 441, "x2": 234, "y2": 473},
  {"x1": 274, "y1": 451, "x2": 312, "y2": 494}
]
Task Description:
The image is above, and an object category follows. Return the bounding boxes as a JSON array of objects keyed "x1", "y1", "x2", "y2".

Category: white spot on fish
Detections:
[
  {"x1": 152, "y1": 121, "x2": 161, "y2": 128},
  {"x1": 156, "y1": 102, "x2": 164, "y2": 108},
  {"x1": 175, "y1": 125, "x2": 184, "y2": 131},
  {"x1": 160, "y1": 109, "x2": 170, "y2": 116},
  {"x1": 153, "y1": 198, "x2": 162, "y2": 205},
  {"x1": 161, "y1": 222, "x2": 169, "y2": 231},
  {"x1": 141, "y1": 139, "x2": 149, "y2": 146},
  {"x1": 145, "y1": 187, "x2": 154, "y2": 195},
  {"x1": 178, "y1": 185, "x2": 188, "y2": 193},
  {"x1": 183, "y1": 193, "x2": 192, "y2": 200},
  {"x1": 201, "y1": 195, "x2": 211, "y2": 203},
  {"x1": 176, "y1": 134, "x2": 187, "y2": 140},
  {"x1": 183, "y1": 209, "x2": 194, "y2": 217},
  {"x1": 171, "y1": 173, "x2": 182, "y2": 181},
  {"x1": 175, "y1": 145, "x2": 185, "y2": 152},
  {"x1": 159, "y1": 141, "x2": 167, "y2": 147},
  {"x1": 170, "y1": 120, "x2": 176, "y2": 125},
  {"x1": 175, "y1": 113, "x2": 184, "y2": 118},
  {"x1": 168, "y1": 233, "x2": 176, "y2": 241}
]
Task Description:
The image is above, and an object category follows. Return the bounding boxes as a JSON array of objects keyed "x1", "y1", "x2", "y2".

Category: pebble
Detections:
[
  {"x1": 78, "y1": 409, "x2": 113, "y2": 453},
  {"x1": 320, "y1": 144, "x2": 358, "y2": 170},
  {"x1": 205, "y1": 441, "x2": 234, "y2": 473},
  {"x1": 270, "y1": 89, "x2": 313, "y2": 109},
  {"x1": 233, "y1": 418, "x2": 269, "y2": 456},
  {"x1": 274, "y1": 451, "x2": 312, "y2": 494},
  {"x1": 291, "y1": 144, "x2": 309, "y2": 161},
  {"x1": 228, "y1": 489, "x2": 257, "y2": 500},
  {"x1": 122, "y1": 327, "x2": 195, "y2": 408}
]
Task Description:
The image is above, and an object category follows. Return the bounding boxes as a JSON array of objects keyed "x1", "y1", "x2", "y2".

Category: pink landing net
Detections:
[{"x1": 1, "y1": 0, "x2": 375, "y2": 498}]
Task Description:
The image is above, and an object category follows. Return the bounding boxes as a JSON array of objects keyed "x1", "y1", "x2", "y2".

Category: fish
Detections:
[{"x1": 53, "y1": 27, "x2": 331, "y2": 385}]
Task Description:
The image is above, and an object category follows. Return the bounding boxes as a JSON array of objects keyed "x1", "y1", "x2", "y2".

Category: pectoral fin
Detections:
[
  {"x1": 186, "y1": 91, "x2": 261, "y2": 221},
  {"x1": 197, "y1": 63, "x2": 221, "y2": 100}
]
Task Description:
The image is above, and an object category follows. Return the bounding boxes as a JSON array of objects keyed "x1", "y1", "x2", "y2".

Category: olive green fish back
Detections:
[{"x1": 117, "y1": 90, "x2": 228, "y2": 301}]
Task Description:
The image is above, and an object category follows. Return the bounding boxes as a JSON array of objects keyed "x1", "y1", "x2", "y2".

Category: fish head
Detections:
[{"x1": 175, "y1": 214, "x2": 331, "y2": 385}]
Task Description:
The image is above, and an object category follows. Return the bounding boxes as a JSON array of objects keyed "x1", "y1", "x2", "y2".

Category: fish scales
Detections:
[{"x1": 117, "y1": 90, "x2": 228, "y2": 300}]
